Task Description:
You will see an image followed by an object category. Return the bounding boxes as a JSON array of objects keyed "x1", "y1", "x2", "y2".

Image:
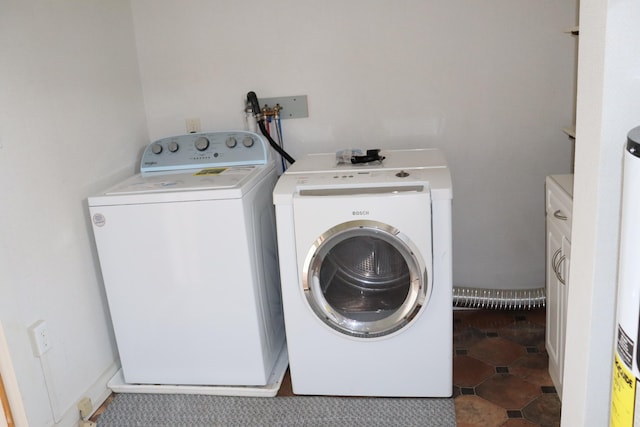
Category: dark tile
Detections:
[
  {"x1": 464, "y1": 310, "x2": 518, "y2": 330},
  {"x1": 468, "y1": 336, "x2": 527, "y2": 366},
  {"x1": 522, "y1": 393, "x2": 562, "y2": 426},
  {"x1": 507, "y1": 410, "x2": 524, "y2": 418},
  {"x1": 499, "y1": 321, "x2": 546, "y2": 347},
  {"x1": 454, "y1": 325, "x2": 487, "y2": 349},
  {"x1": 476, "y1": 374, "x2": 541, "y2": 410},
  {"x1": 454, "y1": 355, "x2": 494, "y2": 388},
  {"x1": 510, "y1": 353, "x2": 554, "y2": 388},
  {"x1": 454, "y1": 395, "x2": 508, "y2": 426},
  {"x1": 525, "y1": 309, "x2": 547, "y2": 326}
]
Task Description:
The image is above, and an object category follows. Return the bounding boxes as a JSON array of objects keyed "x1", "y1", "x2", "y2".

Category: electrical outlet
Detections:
[
  {"x1": 78, "y1": 397, "x2": 93, "y2": 418},
  {"x1": 28, "y1": 320, "x2": 52, "y2": 357},
  {"x1": 185, "y1": 118, "x2": 201, "y2": 133}
]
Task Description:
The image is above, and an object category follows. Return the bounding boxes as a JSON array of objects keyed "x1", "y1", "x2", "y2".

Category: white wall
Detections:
[
  {"x1": 562, "y1": 0, "x2": 640, "y2": 423},
  {"x1": 131, "y1": 0, "x2": 578, "y2": 291},
  {"x1": 0, "y1": 1, "x2": 147, "y2": 425}
]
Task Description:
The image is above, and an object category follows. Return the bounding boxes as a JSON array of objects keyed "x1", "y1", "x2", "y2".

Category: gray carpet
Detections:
[{"x1": 97, "y1": 393, "x2": 457, "y2": 426}]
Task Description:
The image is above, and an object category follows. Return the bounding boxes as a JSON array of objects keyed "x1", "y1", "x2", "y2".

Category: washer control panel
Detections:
[{"x1": 140, "y1": 130, "x2": 269, "y2": 174}]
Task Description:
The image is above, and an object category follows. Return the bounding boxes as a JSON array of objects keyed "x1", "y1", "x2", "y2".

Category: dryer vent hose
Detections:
[{"x1": 452, "y1": 286, "x2": 546, "y2": 310}]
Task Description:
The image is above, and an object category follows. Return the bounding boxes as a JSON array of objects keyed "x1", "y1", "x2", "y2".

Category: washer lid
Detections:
[
  {"x1": 89, "y1": 164, "x2": 273, "y2": 206},
  {"x1": 107, "y1": 166, "x2": 259, "y2": 194}
]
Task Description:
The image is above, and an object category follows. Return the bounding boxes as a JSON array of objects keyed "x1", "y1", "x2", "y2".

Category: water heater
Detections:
[{"x1": 611, "y1": 126, "x2": 640, "y2": 426}]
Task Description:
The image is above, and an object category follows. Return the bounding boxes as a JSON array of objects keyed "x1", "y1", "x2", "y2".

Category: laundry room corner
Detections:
[{"x1": 0, "y1": 0, "x2": 585, "y2": 425}]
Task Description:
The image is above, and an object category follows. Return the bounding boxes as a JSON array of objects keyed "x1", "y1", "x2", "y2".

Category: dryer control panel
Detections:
[{"x1": 140, "y1": 131, "x2": 269, "y2": 174}]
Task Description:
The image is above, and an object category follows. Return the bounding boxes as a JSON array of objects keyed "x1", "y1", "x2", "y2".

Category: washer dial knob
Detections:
[
  {"x1": 226, "y1": 137, "x2": 237, "y2": 148},
  {"x1": 195, "y1": 136, "x2": 210, "y2": 151},
  {"x1": 168, "y1": 141, "x2": 179, "y2": 152},
  {"x1": 151, "y1": 143, "x2": 163, "y2": 155},
  {"x1": 242, "y1": 136, "x2": 254, "y2": 148}
]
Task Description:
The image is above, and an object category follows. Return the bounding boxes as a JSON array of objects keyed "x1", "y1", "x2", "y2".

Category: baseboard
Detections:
[{"x1": 54, "y1": 361, "x2": 120, "y2": 427}]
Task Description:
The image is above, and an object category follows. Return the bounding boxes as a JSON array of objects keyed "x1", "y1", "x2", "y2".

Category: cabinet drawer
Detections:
[{"x1": 546, "y1": 175, "x2": 573, "y2": 237}]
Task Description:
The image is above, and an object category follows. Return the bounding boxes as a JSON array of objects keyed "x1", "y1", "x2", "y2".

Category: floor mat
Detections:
[{"x1": 97, "y1": 393, "x2": 456, "y2": 427}]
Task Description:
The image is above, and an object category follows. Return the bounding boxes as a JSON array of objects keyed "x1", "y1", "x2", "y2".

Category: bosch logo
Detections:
[
  {"x1": 352, "y1": 210, "x2": 370, "y2": 216},
  {"x1": 144, "y1": 161, "x2": 158, "y2": 166}
]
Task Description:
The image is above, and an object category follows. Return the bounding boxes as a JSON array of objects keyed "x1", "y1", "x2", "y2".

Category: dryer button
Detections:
[{"x1": 396, "y1": 170, "x2": 410, "y2": 178}]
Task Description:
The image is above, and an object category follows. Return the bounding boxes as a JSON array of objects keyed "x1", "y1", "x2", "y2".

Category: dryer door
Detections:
[{"x1": 302, "y1": 220, "x2": 428, "y2": 338}]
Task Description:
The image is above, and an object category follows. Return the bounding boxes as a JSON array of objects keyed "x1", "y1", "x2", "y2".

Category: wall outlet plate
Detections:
[
  {"x1": 185, "y1": 118, "x2": 201, "y2": 133},
  {"x1": 28, "y1": 320, "x2": 51, "y2": 357},
  {"x1": 258, "y1": 95, "x2": 308, "y2": 119}
]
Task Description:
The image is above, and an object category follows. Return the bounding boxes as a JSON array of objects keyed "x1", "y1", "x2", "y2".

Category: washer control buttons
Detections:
[
  {"x1": 242, "y1": 136, "x2": 254, "y2": 148},
  {"x1": 141, "y1": 131, "x2": 268, "y2": 174},
  {"x1": 195, "y1": 137, "x2": 210, "y2": 151}
]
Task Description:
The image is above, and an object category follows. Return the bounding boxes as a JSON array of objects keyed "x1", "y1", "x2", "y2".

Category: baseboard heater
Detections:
[{"x1": 452, "y1": 287, "x2": 545, "y2": 310}]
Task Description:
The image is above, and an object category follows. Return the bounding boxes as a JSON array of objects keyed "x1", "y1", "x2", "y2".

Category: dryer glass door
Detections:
[{"x1": 303, "y1": 220, "x2": 428, "y2": 338}]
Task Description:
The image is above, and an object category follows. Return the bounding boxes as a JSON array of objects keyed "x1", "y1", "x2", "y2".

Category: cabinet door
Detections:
[
  {"x1": 560, "y1": 235, "x2": 571, "y2": 381},
  {"x1": 546, "y1": 218, "x2": 567, "y2": 398}
]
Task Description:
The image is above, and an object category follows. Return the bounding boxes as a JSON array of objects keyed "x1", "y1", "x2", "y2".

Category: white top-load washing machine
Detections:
[
  {"x1": 88, "y1": 131, "x2": 287, "y2": 396},
  {"x1": 273, "y1": 148, "x2": 453, "y2": 397}
]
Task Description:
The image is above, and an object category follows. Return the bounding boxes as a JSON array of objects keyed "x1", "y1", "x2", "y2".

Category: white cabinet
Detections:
[{"x1": 545, "y1": 174, "x2": 573, "y2": 399}]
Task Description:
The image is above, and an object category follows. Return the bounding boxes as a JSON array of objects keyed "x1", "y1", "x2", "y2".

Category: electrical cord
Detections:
[{"x1": 247, "y1": 91, "x2": 295, "y2": 164}]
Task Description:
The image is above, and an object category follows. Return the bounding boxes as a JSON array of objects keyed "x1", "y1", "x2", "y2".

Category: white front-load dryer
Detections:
[{"x1": 273, "y1": 149, "x2": 453, "y2": 397}]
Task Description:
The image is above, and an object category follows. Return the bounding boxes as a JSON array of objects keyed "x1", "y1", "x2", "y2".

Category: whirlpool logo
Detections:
[{"x1": 352, "y1": 210, "x2": 370, "y2": 216}]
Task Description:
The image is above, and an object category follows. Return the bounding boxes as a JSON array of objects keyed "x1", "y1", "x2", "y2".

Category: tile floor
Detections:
[
  {"x1": 452, "y1": 308, "x2": 561, "y2": 426},
  {"x1": 92, "y1": 308, "x2": 560, "y2": 426}
]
